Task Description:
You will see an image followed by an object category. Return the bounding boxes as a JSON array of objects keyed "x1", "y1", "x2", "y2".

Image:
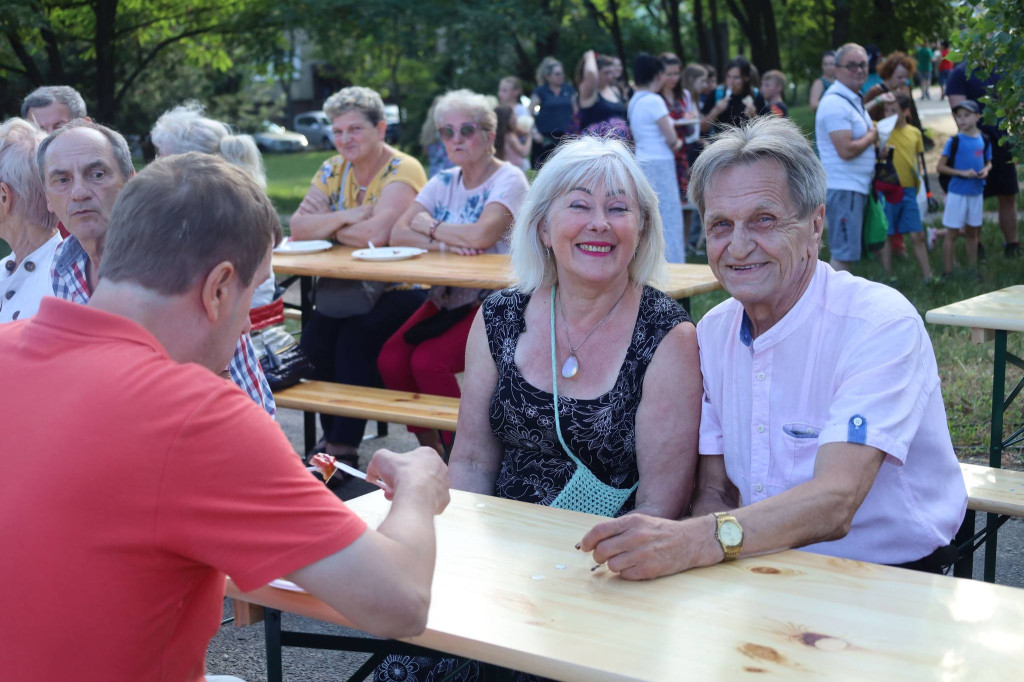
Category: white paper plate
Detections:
[
  {"x1": 274, "y1": 239, "x2": 333, "y2": 254},
  {"x1": 351, "y1": 246, "x2": 428, "y2": 262},
  {"x1": 268, "y1": 578, "x2": 307, "y2": 593}
]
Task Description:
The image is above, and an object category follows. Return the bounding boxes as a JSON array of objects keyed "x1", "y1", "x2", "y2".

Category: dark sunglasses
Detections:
[{"x1": 438, "y1": 123, "x2": 480, "y2": 140}]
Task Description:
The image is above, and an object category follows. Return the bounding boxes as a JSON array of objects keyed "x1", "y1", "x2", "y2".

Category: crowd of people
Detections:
[{"x1": 0, "y1": 35, "x2": 1014, "y2": 679}]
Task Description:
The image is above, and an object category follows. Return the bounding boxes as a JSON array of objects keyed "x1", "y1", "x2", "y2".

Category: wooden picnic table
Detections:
[
  {"x1": 228, "y1": 489, "x2": 1024, "y2": 682},
  {"x1": 927, "y1": 285, "x2": 1024, "y2": 581}
]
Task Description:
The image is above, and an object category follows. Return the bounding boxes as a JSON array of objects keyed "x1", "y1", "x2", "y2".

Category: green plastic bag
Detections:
[{"x1": 863, "y1": 193, "x2": 888, "y2": 253}]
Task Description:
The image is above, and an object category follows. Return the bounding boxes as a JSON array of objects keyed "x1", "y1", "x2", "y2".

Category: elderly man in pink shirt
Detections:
[{"x1": 580, "y1": 115, "x2": 966, "y2": 578}]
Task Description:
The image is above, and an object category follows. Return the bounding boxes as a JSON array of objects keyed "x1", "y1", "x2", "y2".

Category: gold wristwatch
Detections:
[{"x1": 713, "y1": 512, "x2": 744, "y2": 561}]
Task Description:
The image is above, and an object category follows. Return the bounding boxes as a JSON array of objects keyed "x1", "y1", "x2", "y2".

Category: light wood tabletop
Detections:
[
  {"x1": 272, "y1": 245, "x2": 722, "y2": 300},
  {"x1": 228, "y1": 489, "x2": 1024, "y2": 682},
  {"x1": 962, "y1": 462, "x2": 1024, "y2": 517},
  {"x1": 925, "y1": 285, "x2": 1024, "y2": 334}
]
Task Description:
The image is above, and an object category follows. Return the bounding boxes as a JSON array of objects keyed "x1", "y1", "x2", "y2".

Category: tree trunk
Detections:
[
  {"x1": 832, "y1": 0, "x2": 851, "y2": 48},
  {"x1": 709, "y1": 0, "x2": 724, "y2": 74},
  {"x1": 694, "y1": 0, "x2": 711, "y2": 65},
  {"x1": 661, "y1": 0, "x2": 685, "y2": 61},
  {"x1": 607, "y1": 0, "x2": 628, "y2": 81},
  {"x1": 93, "y1": 0, "x2": 119, "y2": 123}
]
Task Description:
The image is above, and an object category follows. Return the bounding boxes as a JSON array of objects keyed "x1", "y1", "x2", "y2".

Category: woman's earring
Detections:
[{"x1": 545, "y1": 246, "x2": 551, "y2": 260}]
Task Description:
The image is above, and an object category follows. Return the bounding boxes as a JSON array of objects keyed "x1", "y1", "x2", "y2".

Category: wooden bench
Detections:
[
  {"x1": 955, "y1": 462, "x2": 1024, "y2": 579},
  {"x1": 274, "y1": 380, "x2": 460, "y2": 432}
]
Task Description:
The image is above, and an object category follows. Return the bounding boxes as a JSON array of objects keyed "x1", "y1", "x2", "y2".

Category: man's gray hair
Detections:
[
  {"x1": 510, "y1": 136, "x2": 666, "y2": 293},
  {"x1": 37, "y1": 119, "x2": 134, "y2": 183},
  {"x1": 151, "y1": 101, "x2": 265, "y2": 188},
  {"x1": 434, "y1": 89, "x2": 498, "y2": 132},
  {"x1": 323, "y1": 86, "x2": 386, "y2": 126},
  {"x1": 0, "y1": 118, "x2": 57, "y2": 231},
  {"x1": 835, "y1": 43, "x2": 866, "y2": 66},
  {"x1": 20, "y1": 85, "x2": 88, "y2": 120},
  {"x1": 688, "y1": 116, "x2": 827, "y2": 221}
]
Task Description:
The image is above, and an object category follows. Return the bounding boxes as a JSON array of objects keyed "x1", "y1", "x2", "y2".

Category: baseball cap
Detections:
[{"x1": 952, "y1": 100, "x2": 980, "y2": 114}]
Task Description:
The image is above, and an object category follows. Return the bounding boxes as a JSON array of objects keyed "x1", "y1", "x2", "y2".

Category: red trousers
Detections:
[{"x1": 377, "y1": 300, "x2": 476, "y2": 439}]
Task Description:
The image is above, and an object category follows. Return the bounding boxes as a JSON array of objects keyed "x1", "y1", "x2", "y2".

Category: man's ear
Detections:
[
  {"x1": 200, "y1": 261, "x2": 237, "y2": 322},
  {"x1": 0, "y1": 182, "x2": 12, "y2": 219}
]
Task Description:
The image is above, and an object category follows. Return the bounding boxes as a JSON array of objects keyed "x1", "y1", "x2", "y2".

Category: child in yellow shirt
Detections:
[{"x1": 881, "y1": 93, "x2": 934, "y2": 283}]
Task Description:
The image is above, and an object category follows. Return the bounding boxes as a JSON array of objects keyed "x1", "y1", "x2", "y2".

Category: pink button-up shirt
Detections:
[{"x1": 697, "y1": 260, "x2": 966, "y2": 564}]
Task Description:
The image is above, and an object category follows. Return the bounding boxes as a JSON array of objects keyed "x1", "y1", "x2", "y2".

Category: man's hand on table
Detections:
[
  {"x1": 579, "y1": 514, "x2": 724, "y2": 580},
  {"x1": 368, "y1": 447, "x2": 450, "y2": 514}
]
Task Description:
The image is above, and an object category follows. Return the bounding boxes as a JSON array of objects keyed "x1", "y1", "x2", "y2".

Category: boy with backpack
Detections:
[
  {"x1": 880, "y1": 93, "x2": 934, "y2": 283},
  {"x1": 937, "y1": 100, "x2": 991, "y2": 277}
]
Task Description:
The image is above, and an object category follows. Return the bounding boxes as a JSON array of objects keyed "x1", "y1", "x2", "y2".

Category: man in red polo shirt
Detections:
[{"x1": 0, "y1": 152, "x2": 449, "y2": 681}]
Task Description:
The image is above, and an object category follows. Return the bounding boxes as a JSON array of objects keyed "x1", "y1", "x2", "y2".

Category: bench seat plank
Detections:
[
  {"x1": 274, "y1": 380, "x2": 459, "y2": 432},
  {"x1": 962, "y1": 462, "x2": 1024, "y2": 517}
]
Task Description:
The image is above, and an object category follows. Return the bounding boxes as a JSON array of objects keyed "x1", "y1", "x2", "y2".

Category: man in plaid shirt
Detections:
[{"x1": 41, "y1": 120, "x2": 275, "y2": 416}]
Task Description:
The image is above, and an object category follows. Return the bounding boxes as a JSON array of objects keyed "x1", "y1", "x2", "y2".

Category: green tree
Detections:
[
  {"x1": 950, "y1": 0, "x2": 1024, "y2": 165},
  {"x1": 0, "y1": 0, "x2": 285, "y2": 127}
]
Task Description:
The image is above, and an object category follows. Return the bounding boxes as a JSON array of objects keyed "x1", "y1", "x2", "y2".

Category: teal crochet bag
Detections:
[{"x1": 548, "y1": 286, "x2": 638, "y2": 517}]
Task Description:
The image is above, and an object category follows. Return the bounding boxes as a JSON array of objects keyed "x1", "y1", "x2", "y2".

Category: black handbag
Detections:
[{"x1": 250, "y1": 299, "x2": 315, "y2": 391}]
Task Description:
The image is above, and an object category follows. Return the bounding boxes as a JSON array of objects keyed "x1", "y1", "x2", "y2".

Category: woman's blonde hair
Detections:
[{"x1": 510, "y1": 136, "x2": 666, "y2": 293}]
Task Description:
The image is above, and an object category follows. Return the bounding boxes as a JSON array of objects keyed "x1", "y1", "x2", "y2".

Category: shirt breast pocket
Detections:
[{"x1": 775, "y1": 423, "x2": 822, "y2": 490}]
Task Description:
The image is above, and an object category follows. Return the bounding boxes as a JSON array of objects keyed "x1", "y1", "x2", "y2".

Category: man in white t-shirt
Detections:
[{"x1": 814, "y1": 43, "x2": 878, "y2": 271}]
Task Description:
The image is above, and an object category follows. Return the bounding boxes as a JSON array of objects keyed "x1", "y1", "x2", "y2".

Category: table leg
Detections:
[
  {"x1": 265, "y1": 608, "x2": 283, "y2": 682},
  {"x1": 983, "y1": 331, "x2": 1007, "y2": 582},
  {"x1": 953, "y1": 509, "x2": 975, "y2": 579},
  {"x1": 298, "y1": 276, "x2": 317, "y2": 454}
]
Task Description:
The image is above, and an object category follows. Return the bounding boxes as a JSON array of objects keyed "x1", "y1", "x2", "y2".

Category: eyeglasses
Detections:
[
  {"x1": 438, "y1": 123, "x2": 481, "y2": 141},
  {"x1": 839, "y1": 62, "x2": 868, "y2": 72}
]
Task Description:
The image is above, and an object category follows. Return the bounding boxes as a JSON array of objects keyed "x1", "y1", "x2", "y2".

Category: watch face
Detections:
[{"x1": 720, "y1": 520, "x2": 743, "y2": 546}]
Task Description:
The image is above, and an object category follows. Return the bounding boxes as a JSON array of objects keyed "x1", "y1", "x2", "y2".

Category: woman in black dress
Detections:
[{"x1": 375, "y1": 135, "x2": 703, "y2": 682}]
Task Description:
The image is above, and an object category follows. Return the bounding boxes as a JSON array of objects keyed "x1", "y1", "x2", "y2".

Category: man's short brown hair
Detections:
[{"x1": 99, "y1": 152, "x2": 283, "y2": 295}]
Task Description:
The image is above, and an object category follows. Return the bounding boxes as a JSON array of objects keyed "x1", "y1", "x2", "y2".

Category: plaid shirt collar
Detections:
[{"x1": 50, "y1": 235, "x2": 92, "y2": 304}]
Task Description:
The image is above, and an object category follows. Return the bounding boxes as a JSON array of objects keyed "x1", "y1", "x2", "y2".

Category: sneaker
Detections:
[
  {"x1": 1005, "y1": 242, "x2": 1021, "y2": 258},
  {"x1": 926, "y1": 227, "x2": 937, "y2": 251}
]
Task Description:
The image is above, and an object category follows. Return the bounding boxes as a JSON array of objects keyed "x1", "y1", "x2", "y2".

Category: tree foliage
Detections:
[
  {"x1": 950, "y1": 0, "x2": 1024, "y2": 166},
  {"x1": 0, "y1": 0, "x2": 286, "y2": 127}
]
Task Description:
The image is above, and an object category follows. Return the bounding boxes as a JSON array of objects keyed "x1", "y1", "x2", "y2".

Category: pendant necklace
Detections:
[{"x1": 557, "y1": 283, "x2": 628, "y2": 379}]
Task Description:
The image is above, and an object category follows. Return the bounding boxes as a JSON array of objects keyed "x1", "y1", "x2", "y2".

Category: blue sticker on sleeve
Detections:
[{"x1": 848, "y1": 415, "x2": 867, "y2": 444}]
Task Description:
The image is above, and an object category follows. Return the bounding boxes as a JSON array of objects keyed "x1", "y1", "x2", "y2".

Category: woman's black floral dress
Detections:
[{"x1": 375, "y1": 285, "x2": 690, "y2": 682}]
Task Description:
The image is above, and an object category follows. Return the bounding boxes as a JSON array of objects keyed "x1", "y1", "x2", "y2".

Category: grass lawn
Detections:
[{"x1": 264, "y1": 150, "x2": 336, "y2": 223}]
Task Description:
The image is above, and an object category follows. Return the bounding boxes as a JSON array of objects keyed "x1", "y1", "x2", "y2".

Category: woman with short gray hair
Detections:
[
  {"x1": 290, "y1": 85, "x2": 429, "y2": 473},
  {"x1": 0, "y1": 118, "x2": 60, "y2": 323},
  {"x1": 380, "y1": 88, "x2": 528, "y2": 455}
]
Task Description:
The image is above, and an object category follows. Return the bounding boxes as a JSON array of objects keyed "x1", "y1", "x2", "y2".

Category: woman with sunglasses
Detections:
[
  {"x1": 289, "y1": 86, "x2": 429, "y2": 474},
  {"x1": 382, "y1": 89, "x2": 529, "y2": 456}
]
